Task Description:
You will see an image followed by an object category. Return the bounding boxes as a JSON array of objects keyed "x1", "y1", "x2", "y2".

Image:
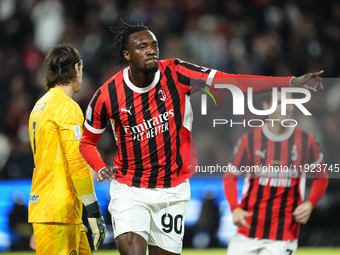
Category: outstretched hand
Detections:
[
  {"x1": 232, "y1": 207, "x2": 253, "y2": 229},
  {"x1": 290, "y1": 70, "x2": 324, "y2": 92},
  {"x1": 97, "y1": 165, "x2": 118, "y2": 182}
]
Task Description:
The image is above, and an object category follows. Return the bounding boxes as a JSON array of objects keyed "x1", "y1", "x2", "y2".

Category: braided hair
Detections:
[{"x1": 109, "y1": 19, "x2": 151, "y2": 66}]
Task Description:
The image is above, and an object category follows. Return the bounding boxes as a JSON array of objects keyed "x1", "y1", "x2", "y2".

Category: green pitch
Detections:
[{"x1": 1, "y1": 248, "x2": 340, "y2": 255}]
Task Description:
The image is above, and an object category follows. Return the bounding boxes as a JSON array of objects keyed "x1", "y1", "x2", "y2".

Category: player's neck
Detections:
[
  {"x1": 54, "y1": 83, "x2": 74, "y2": 98},
  {"x1": 129, "y1": 68, "x2": 155, "y2": 88},
  {"x1": 267, "y1": 122, "x2": 289, "y2": 135}
]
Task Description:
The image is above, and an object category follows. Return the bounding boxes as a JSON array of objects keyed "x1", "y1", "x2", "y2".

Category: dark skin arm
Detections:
[{"x1": 290, "y1": 70, "x2": 324, "y2": 91}]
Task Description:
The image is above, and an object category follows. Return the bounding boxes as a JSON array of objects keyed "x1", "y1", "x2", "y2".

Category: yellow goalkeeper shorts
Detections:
[{"x1": 33, "y1": 222, "x2": 91, "y2": 255}]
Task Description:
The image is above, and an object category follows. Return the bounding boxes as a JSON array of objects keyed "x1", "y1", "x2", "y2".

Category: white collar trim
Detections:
[
  {"x1": 262, "y1": 123, "x2": 295, "y2": 142},
  {"x1": 123, "y1": 66, "x2": 160, "y2": 93}
]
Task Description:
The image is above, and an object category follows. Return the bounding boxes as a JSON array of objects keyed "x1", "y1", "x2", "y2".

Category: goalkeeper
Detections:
[{"x1": 28, "y1": 45, "x2": 108, "y2": 254}]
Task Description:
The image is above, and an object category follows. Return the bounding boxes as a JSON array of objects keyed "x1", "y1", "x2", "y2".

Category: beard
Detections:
[
  {"x1": 130, "y1": 57, "x2": 159, "y2": 73},
  {"x1": 142, "y1": 61, "x2": 159, "y2": 73}
]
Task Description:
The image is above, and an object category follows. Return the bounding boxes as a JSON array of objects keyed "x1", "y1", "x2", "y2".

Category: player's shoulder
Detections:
[
  {"x1": 296, "y1": 126, "x2": 316, "y2": 138},
  {"x1": 243, "y1": 126, "x2": 261, "y2": 138},
  {"x1": 158, "y1": 58, "x2": 190, "y2": 68},
  {"x1": 158, "y1": 58, "x2": 176, "y2": 69},
  {"x1": 90, "y1": 70, "x2": 123, "y2": 103},
  {"x1": 235, "y1": 126, "x2": 264, "y2": 146},
  {"x1": 291, "y1": 126, "x2": 321, "y2": 149},
  {"x1": 60, "y1": 96, "x2": 83, "y2": 119},
  {"x1": 32, "y1": 89, "x2": 82, "y2": 120},
  {"x1": 235, "y1": 129, "x2": 254, "y2": 146},
  {"x1": 43, "y1": 88, "x2": 76, "y2": 108},
  {"x1": 101, "y1": 68, "x2": 125, "y2": 89}
]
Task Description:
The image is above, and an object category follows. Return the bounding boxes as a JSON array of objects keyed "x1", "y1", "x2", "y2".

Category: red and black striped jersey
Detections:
[
  {"x1": 80, "y1": 58, "x2": 292, "y2": 188},
  {"x1": 83, "y1": 58, "x2": 216, "y2": 188},
  {"x1": 228, "y1": 124, "x2": 327, "y2": 241}
]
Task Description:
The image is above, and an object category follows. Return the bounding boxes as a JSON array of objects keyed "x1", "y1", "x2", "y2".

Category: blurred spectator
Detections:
[
  {"x1": 0, "y1": 132, "x2": 10, "y2": 177},
  {"x1": 191, "y1": 192, "x2": 220, "y2": 248},
  {"x1": 8, "y1": 191, "x2": 33, "y2": 251},
  {"x1": 30, "y1": 0, "x2": 65, "y2": 53}
]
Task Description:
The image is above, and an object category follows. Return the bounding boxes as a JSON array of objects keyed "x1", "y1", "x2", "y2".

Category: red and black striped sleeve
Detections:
[
  {"x1": 212, "y1": 71, "x2": 293, "y2": 94},
  {"x1": 167, "y1": 58, "x2": 213, "y2": 94},
  {"x1": 230, "y1": 134, "x2": 251, "y2": 172},
  {"x1": 223, "y1": 134, "x2": 251, "y2": 211},
  {"x1": 306, "y1": 134, "x2": 328, "y2": 208},
  {"x1": 80, "y1": 86, "x2": 110, "y2": 173},
  {"x1": 170, "y1": 58, "x2": 293, "y2": 95}
]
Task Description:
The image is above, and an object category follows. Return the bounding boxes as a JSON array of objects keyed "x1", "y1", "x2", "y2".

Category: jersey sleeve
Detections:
[
  {"x1": 170, "y1": 58, "x2": 292, "y2": 95},
  {"x1": 229, "y1": 135, "x2": 251, "y2": 175},
  {"x1": 170, "y1": 58, "x2": 215, "y2": 94},
  {"x1": 59, "y1": 101, "x2": 95, "y2": 197},
  {"x1": 306, "y1": 134, "x2": 328, "y2": 208},
  {"x1": 223, "y1": 135, "x2": 250, "y2": 211},
  {"x1": 211, "y1": 71, "x2": 292, "y2": 94},
  {"x1": 79, "y1": 88, "x2": 109, "y2": 173}
]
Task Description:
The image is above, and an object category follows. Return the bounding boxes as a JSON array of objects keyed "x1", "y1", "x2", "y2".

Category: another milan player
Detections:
[
  {"x1": 223, "y1": 91, "x2": 328, "y2": 255},
  {"x1": 79, "y1": 20, "x2": 324, "y2": 255}
]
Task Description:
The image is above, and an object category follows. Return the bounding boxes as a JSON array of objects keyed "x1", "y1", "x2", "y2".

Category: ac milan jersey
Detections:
[
  {"x1": 81, "y1": 58, "x2": 292, "y2": 188},
  {"x1": 229, "y1": 124, "x2": 325, "y2": 241}
]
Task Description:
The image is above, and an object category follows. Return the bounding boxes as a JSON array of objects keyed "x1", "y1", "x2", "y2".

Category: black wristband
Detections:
[{"x1": 85, "y1": 201, "x2": 102, "y2": 218}]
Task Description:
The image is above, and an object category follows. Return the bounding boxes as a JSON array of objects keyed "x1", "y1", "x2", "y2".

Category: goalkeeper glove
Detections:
[{"x1": 86, "y1": 201, "x2": 106, "y2": 250}]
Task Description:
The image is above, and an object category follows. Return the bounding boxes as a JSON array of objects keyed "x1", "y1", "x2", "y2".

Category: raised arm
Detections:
[{"x1": 210, "y1": 70, "x2": 323, "y2": 93}]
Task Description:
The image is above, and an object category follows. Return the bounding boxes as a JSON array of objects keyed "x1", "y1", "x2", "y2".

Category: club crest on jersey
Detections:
[
  {"x1": 291, "y1": 145, "x2": 298, "y2": 161},
  {"x1": 158, "y1": 89, "x2": 167, "y2": 101},
  {"x1": 112, "y1": 217, "x2": 116, "y2": 230}
]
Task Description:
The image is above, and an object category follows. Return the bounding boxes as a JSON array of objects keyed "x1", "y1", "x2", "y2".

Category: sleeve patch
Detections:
[
  {"x1": 86, "y1": 106, "x2": 92, "y2": 122},
  {"x1": 73, "y1": 125, "x2": 81, "y2": 139}
]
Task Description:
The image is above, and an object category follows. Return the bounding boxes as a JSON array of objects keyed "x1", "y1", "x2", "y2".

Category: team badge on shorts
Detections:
[
  {"x1": 158, "y1": 89, "x2": 167, "y2": 101},
  {"x1": 69, "y1": 250, "x2": 77, "y2": 255},
  {"x1": 112, "y1": 217, "x2": 116, "y2": 230}
]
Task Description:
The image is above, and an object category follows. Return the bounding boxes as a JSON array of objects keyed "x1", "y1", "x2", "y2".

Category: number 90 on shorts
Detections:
[{"x1": 108, "y1": 179, "x2": 190, "y2": 254}]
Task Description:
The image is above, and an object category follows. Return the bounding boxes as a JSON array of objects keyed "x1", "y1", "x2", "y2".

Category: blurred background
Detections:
[{"x1": 0, "y1": 0, "x2": 340, "y2": 252}]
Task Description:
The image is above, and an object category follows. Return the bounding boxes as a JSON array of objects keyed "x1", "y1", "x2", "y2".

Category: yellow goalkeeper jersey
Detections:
[{"x1": 28, "y1": 88, "x2": 95, "y2": 224}]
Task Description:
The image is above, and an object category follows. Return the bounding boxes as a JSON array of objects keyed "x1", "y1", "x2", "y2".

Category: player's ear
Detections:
[
  {"x1": 74, "y1": 63, "x2": 80, "y2": 74},
  {"x1": 123, "y1": 50, "x2": 131, "y2": 62}
]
